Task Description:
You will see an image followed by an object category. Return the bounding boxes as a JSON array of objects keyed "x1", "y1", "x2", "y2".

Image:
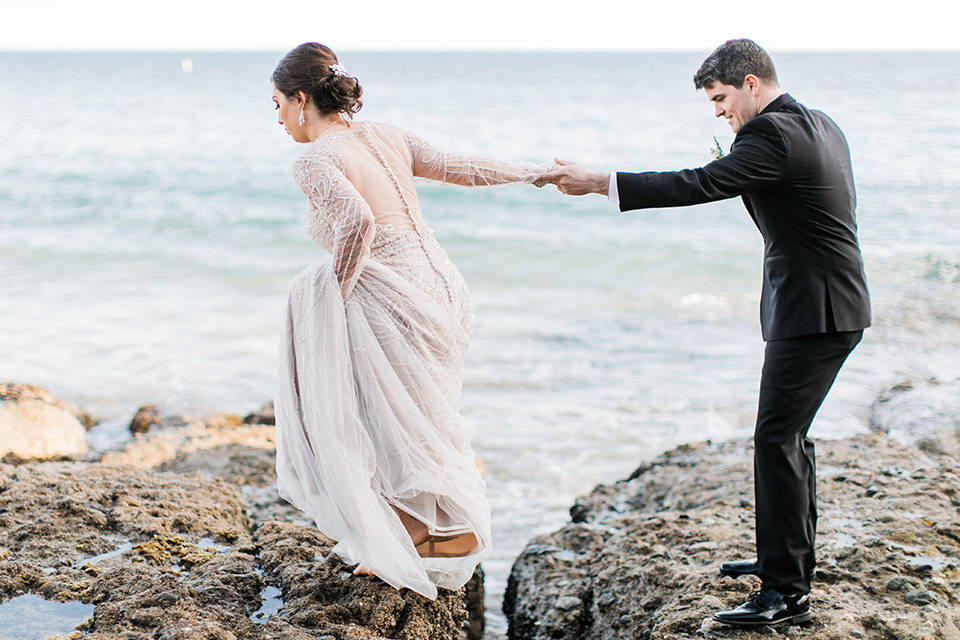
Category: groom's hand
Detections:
[{"x1": 534, "y1": 159, "x2": 610, "y2": 196}]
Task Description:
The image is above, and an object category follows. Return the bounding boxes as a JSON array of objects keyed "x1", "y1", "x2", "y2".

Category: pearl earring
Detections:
[{"x1": 298, "y1": 107, "x2": 305, "y2": 126}]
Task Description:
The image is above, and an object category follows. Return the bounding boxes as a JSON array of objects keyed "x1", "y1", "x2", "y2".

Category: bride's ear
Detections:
[{"x1": 295, "y1": 90, "x2": 310, "y2": 108}]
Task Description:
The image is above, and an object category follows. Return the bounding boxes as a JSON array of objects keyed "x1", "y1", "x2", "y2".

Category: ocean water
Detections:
[{"x1": 1, "y1": 52, "x2": 959, "y2": 636}]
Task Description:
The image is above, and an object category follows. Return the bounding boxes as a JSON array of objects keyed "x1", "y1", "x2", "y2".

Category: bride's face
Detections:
[{"x1": 272, "y1": 85, "x2": 306, "y2": 142}]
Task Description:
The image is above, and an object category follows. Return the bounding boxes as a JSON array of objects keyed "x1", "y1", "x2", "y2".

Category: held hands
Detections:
[{"x1": 534, "y1": 159, "x2": 610, "y2": 196}]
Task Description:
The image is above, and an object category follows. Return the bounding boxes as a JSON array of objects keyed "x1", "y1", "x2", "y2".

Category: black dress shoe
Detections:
[
  {"x1": 713, "y1": 587, "x2": 812, "y2": 626},
  {"x1": 718, "y1": 557, "x2": 758, "y2": 578}
]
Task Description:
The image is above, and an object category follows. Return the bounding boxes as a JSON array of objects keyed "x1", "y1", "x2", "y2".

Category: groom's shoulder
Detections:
[
  {"x1": 760, "y1": 99, "x2": 845, "y2": 143},
  {"x1": 740, "y1": 97, "x2": 834, "y2": 144},
  {"x1": 734, "y1": 112, "x2": 789, "y2": 154}
]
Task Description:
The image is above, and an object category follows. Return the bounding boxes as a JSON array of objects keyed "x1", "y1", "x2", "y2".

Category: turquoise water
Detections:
[{"x1": 2, "y1": 52, "x2": 959, "y2": 637}]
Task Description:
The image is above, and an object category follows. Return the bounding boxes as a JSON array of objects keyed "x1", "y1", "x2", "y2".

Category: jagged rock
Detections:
[
  {"x1": 0, "y1": 383, "x2": 88, "y2": 459},
  {"x1": 101, "y1": 422, "x2": 295, "y2": 524},
  {"x1": 254, "y1": 521, "x2": 477, "y2": 640},
  {"x1": 243, "y1": 403, "x2": 276, "y2": 426},
  {"x1": 129, "y1": 404, "x2": 163, "y2": 434},
  {"x1": 106, "y1": 417, "x2": 485, "y2": 638},
  {"x1": 504, "y1": 434, "x2": 960, "y2": 640},
  {"x1": 0, "y1": 396, "x2": 483, "y2": 640},
  {"x1": 0, "y1": 461, "x2": 259, "y2": 636},
  {"x1": 0, "y1": 456, "x2": 482, "y2": 639}
]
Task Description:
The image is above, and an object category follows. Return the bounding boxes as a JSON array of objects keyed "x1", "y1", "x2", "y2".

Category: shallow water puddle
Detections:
[
  {"x1": 0, "y1": 594, "x2": 93, "y2": 639},
  {"x1": 830, "y1": 533, "x2": 858, "y2": 547},
  {"x1": 198, "y1": 536, "x2": 231, "y2": 553},
  {"x1": 907, "y1": 555, "x2": 954, "y2": 571},
  {"x1": 251, "y1": 585, "x2": 284, "y2": 624},
  {"x1": 74, "y1": 540, "x2": 134, "y2": 567}
]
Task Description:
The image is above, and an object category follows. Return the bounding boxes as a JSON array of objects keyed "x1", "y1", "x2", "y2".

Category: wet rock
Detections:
[
  {"x1": 0, "y1": 383, "x2": 88, "y2": 459},
  {"x1": 0, "y1": 457, "x2": 482, "y2": 639},
  {"x1": 254, "y1": 521, "x2": 477, "y2": 640},
  {"x1": 106, "y1": 414, "x2": 485, "y2": 636},
  {"x1": 505, "y1": 433, "x2": 960, "y2": 640},
  {"x1": 129, "y1": 404, "x2": 163, "y2": 434},
  {"x1": 202, "y1": 412, "x2": 244, "y2": 428},
  {"x1": 0, "y1": 461, "x2": 263, "y2": 637},
  {"x1": 885, "y1": 576, "x2": 914, "y2": 591},
  {"x1": 555, "y1": 595, "x2": 582, "y2": 612},
  {"x1": 904, "y1": 588, "x2": 937, "y2": 606},
  {"x1": 463, "y1": 565, "x2": 486, "y2": 640},
  {"x1": 131, "y1": 608, "x2": 163, "y2": 627},
  {"x1": 102, "y1": 422, "x2": 298, "y2": 524},
  {"x1": 0, "y1": 393, "x2": 484, "y2": 640},
  {"x1": 243, "y1": 402, "x2": 276, "y2": 426}
]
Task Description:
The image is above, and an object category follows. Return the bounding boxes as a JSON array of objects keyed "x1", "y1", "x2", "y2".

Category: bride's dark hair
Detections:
[{"x1": 272, "y1": 43, "x2": 363, "y2": 118}]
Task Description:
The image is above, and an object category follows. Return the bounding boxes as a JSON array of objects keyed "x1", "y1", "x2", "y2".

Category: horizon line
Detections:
[{"x1": 2, "y1": 48, "x2": 959, "y2": 54}]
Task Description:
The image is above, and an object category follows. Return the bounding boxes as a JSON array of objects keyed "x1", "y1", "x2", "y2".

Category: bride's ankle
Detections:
[
  {"x1": 417, "y1": 533, "x2": 477, "y2": 558},
  {"x1": 393, "y1": 507, "x2": 431, "y2": 546},
  {"x1": 409, "y1": 526, "x2": 431, "y2": 547}
]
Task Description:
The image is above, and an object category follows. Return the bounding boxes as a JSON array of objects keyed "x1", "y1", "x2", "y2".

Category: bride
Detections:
[{"x1": 271, "y1": 43, "x2": 548, "y2": 600}]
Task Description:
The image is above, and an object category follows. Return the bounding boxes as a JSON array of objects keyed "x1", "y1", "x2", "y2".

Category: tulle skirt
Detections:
[{"x1": 274, "y1": 228, "x2": 490, "y2": 600}]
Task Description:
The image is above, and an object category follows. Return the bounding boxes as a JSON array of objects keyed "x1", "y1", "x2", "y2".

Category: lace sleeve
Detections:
[
  {"x1": 293, "y1": 150, "x2": 376, "y2": 300},
  {"x1": 400, "y1": 128, "x2": 551, "y2": 186}
]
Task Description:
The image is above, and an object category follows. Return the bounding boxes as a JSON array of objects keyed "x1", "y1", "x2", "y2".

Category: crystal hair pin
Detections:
[{"x1": 329, "y1": 63, "x2": 349, "y2": 77}]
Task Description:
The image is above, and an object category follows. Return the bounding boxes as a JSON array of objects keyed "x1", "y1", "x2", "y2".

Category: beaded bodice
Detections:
[{"x1": 291, "y1": 122, "x2": 548, "y2": 298}]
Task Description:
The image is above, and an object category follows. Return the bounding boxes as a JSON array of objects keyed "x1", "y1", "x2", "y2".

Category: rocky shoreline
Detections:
[
  {"x1": 0, "y1": 383, "x2": 482, "y2": 640},
  {"x1": 2, "y1": 378, "x2": 960, "y2": 640},
  {"x1": 503, "y1": 378, "x2": 960, "y2": 640}
]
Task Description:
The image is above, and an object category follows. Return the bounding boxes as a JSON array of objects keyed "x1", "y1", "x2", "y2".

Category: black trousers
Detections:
[{"x1": 754, "y1": 330, "x2": 862, "y2": 595}]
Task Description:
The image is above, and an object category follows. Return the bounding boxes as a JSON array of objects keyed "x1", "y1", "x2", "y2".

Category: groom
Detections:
[{"x1": 536, "y1": 39, "x2": 870, "y2": 626}]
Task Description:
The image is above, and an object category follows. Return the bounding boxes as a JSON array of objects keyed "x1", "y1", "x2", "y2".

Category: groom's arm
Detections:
[
  {"x1": 617, "y1": 119, "x2": 787, "y2": 211},
  {"x1": 538, "y1": 117, "x2": 787, "y2": 210}
]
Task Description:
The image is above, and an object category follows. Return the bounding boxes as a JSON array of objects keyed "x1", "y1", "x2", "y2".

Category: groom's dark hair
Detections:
[{"x1": 693, "y1": 39, "x2": 779, "y2": 90}]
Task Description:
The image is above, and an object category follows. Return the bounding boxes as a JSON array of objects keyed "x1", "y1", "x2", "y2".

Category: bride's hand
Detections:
[{"x1": 534, "y1": 159, "x2": 610, "y2": 196}]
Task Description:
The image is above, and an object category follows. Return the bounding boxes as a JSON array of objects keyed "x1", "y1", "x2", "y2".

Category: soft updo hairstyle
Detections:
[{"x1": 272, "y1": 43, "x2": 363, "y2": 118}]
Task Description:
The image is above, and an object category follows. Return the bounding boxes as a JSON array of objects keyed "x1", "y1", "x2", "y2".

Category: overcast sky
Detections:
[{"x1": 1, "y1": 0, "x2": 956, "y2": 52}]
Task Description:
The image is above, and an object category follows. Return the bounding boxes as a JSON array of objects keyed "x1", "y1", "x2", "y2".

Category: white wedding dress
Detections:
[{"x1": 274, "y1": 122, "x2": 546, "y2": 599}]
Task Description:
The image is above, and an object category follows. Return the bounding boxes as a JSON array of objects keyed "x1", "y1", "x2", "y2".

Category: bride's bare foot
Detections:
[{"x1": 353, "y1": 565, "x2": 375, "y2": 576}]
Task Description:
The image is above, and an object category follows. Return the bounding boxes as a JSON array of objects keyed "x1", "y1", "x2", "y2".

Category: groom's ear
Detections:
[{"x1": 743, "y1": 75, "x2": 762, "y2": 96}]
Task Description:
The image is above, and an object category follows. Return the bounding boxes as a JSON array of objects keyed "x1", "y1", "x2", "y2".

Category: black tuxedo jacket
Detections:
[{"x1": 617, "y1": 94, "x2": 871, "y2": 341}]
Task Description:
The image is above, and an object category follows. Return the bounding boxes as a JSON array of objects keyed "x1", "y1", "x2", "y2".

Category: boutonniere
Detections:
[{"x1": 710, "y1": 136, "x2": 725, "y2": 160}]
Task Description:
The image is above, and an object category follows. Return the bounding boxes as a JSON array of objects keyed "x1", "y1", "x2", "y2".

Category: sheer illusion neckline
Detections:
[{"x1": 309, "y1": 121, "x2": 369, "y2": 144}]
